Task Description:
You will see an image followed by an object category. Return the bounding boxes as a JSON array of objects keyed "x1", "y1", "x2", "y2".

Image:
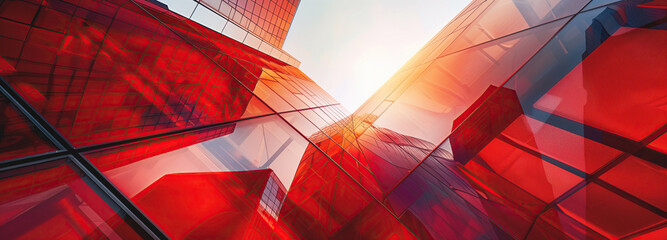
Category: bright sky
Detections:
[{"x1": 282, "y1": 0, "x2": 470, "y2": 111}]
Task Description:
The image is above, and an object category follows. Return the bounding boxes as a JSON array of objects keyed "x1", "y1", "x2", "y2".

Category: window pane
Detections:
[
  {"x1": 0, "y1": 91, "x2": 56, "y2": 161},
  {"x1": 84, "y1": 115, "x2": 311, "y2": 239},
  {"x1": 0, "y1": 159, "x2": 147, "y2": 239}
]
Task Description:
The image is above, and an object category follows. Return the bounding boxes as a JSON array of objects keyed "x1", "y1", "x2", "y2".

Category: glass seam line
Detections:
[{"x1": 0, "y1": 75, "x2": 168, "y2": 239}]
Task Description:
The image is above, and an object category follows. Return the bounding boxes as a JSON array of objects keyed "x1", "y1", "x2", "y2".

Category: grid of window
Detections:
[
  {"x1": 199, "y1": 0, "x2": 299, "y2": 48},
  {"x1": 156, "y1": 0, "x2": 301, "y2": 66},
  {"x1": 258, "y1": 173, "x2": 287, "y2": 220}
]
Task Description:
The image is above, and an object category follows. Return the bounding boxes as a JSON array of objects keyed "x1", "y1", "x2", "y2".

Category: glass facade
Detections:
[
  {"x1": 0, "y1": 0, "x2": 665, "y2": 239},
  {"x1": 197, "y1": 0, "x2": 299, "y2": 48},
  {"x1": 352, "y1": 0, "x2": 667, "y2": 239},
  {"x1": 157, "y1": 0, "x2": 301, "y2": 66}
]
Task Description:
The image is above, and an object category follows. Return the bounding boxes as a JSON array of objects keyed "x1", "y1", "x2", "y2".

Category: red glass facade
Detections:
[
  {"x1": 0, "y1": 0, "x2": 665, "y2": 239},
  {"x1": 352, "y1": 0, "x2": 667, "y2": 238}
]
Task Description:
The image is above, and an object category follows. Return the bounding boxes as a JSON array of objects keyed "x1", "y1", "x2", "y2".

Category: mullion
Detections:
[{"x1": 0, "y1": 75, "x2": 167, "y2": 239}]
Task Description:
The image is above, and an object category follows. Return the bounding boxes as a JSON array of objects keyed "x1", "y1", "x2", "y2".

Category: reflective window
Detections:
[
  {"x1": 0, "y1": 159, "x2": 147, "y2": 239},
  {"x1": 0, "y1": 91, "x2": 56, "y2": 161}
]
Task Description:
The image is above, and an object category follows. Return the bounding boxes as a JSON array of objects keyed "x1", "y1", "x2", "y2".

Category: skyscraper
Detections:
[
  {"x1": 156, "y1": 0, "x2": 301, "y2": 65},
  {"x1": 0, "y1": 0, "x2": 665, "y2": 239},
  {"x1": 348, "y1": 0, "x2": 667, "y2": 238}
]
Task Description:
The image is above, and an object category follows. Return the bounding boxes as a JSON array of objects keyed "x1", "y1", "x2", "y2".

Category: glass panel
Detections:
[
  {"x1": 190, "y1": 3, "x2": 227, "y2": 32},
  {"x1": 599, "y1": 156, "x2": 667, "y2": 211},
  {"x1": 372, "y1": 18, "x2": 568, "y2": 144},
  {"x1": 356, "y1": 126, "x2": 424, "y2": 193},
  {"x1": 388, "y1": 159, "x2": 514, "y2": 239},
  {"x1": 531, "y1": 26, "x2": 667, "y2": 141},
  {"x1": 557, "y1": 183, "x2": 665, "y2": 238},
  {"x1": 501, "y1": 115, "x2": 623, "y2": 173},
  {"x1": 276, "y1": 145, "x2": 415, "y2": 239},
  {"x1": 279, "y1": 110, "x2": 321, "y2": 138},
  {"x1": 252, "y1": 80, "x2": 297, "y2": 113},
  {"x1": 527, "y1": 207, "x2": 607, "y2": 240},
  {"x1": 0, "y1": 90, "x2": 56, "y2": 161},
  {"x1": 0, "y1": 0, "x2": 273, "y2": 147},
  {"x1": 442, "y1": 0, "x2": 590, "y2": 55},
  {"x1": 648, "y1": 132, "x2": 667, "y2": 154},
  {"x1": 506, "y1": 5, "x2": 667, "y2": 143},
  {"x1": 259, "y1": 74, "x2": 308, "y2": 110},
  {"x1": 0, "y1": 158, "x2": 147, "y2": 239},
  {"x1": 84, "y1": 115, "x2": 310, "y2": 239},
  {"x1": 475, "y1": 138, "x2": 583, "y2": 202}
]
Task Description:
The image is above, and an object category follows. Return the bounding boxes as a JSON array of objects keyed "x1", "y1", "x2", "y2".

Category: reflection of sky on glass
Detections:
[
  {"x1": 104, "y1": 115, "x2": 308, "y2": 197},
  {"x1": 283, "y1": 0, "x2": 471, "y2": 111}
]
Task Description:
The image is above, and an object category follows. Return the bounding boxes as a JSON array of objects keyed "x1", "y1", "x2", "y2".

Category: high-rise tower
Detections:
[{"x1": 0, "y1": 0, "x2": 665, "y2": 239}]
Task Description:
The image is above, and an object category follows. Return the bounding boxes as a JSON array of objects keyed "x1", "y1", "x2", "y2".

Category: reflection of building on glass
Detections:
[
  {"x1": 0, "y1": 0, "x2": 665, "y2": 239},
  {"x1": 450, "y1": 85, "x2": 522, "y2": 164},
  {"x1": 132, "y1": 169, "x2": 284, "y2": 239},
  {"x1": 258, "y1": 172, "x2": 287, "y2": 226}
]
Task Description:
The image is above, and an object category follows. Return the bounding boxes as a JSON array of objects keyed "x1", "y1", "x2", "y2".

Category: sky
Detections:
[{"x1": 282, "y1": 0, "x2": 471, "y2": 112}]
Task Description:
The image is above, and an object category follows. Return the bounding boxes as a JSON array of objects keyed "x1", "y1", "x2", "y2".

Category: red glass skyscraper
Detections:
[{"x1": 0, "y1": 0, "x2": 665, "y2": 239}]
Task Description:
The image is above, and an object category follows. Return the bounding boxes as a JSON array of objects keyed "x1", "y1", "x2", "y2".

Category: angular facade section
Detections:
[
  {"x1": 352, "y1": 0, "x2": 667, "y2": 239},
  {"x1": 0, "y1": 0, "x2": 665, "y2": 239},
  {"x1": 197, "y1": 0, "x2": 299, "y2": 48},
  {"x1": 158, "y1": 0, "x2": 301, "y2": 65}
]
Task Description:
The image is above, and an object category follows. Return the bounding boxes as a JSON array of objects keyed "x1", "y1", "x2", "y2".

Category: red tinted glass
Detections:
[
  {"x1": 0, "y1": 159, "x2": 145, "y2": 239},
  {"x1": 0, "y1": 91, "x2": 56, "y2": 161},
  {"x1": 0, "y1": 0, "x2": 270, "y2": 147}
]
